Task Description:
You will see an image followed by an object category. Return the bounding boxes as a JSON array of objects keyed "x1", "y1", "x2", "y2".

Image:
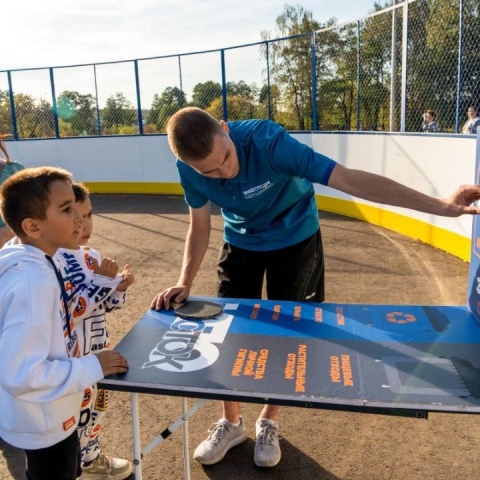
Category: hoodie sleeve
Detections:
[
  {"x1": 58, "y1": 248, "x2": 122, "y2": 320},
  {"x1": 0, "y1": 269, "x2": 104, "y2": 403}
]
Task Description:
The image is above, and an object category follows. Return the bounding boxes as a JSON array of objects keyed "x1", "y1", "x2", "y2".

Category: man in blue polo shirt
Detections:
[{"x1": 152, "y1": 107, "x2": 480, "y2": 469}]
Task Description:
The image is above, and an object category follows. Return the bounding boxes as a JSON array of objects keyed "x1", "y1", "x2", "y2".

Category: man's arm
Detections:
[
  {"x1": 151, "y1": 202, "x2": 211, "y2": 310},
  {"x1": 327, "y1": 163, "x2": 480, "y2": 217}
]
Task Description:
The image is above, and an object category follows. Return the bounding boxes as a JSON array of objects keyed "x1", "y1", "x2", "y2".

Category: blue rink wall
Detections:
[{"x1": 6, "y1": 131, "x2": 478, "y2": 261}]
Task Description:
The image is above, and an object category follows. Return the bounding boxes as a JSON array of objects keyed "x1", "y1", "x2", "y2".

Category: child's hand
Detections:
[
  {"x1": 116, "y1": 264, "x2": 134, "y2": 292},
  {"x1": 95, "y1": 350, "x2": 129, "y2": 376},
  {"x1": 94, "y1": 257, "x2": 119, "y2": 279}
]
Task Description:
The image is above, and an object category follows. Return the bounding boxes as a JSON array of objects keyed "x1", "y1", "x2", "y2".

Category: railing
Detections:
[{"x1": 0, "y1": 0, "x2": 478, "y2": 140}]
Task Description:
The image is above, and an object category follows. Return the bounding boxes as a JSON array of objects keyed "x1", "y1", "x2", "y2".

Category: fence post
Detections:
[
  {"x1": 49, "y1": 68, "x2": 60, "y2": 139},
  {"x1": 400, "y1": 0, "x2": 408, "y2": 132},
  {"x1": 178, "y1": 55, "x2": 185, "y2": 107},
  {"x1": 93, "y1": 65, "x2": 102, "y2": 136},
  {"x1": 266, "y1": 41, "x2": 272, "y2": 121},
  {"x1": 389, "y1": 0, "x2": 397, "y2": 132},
  {"x1": 221, "y1": 49, "x2": 227, "y2": 122},
  {"x1": 311, "y1": 32, "x2": 318, "y2": 131},
  {"x1": 455, "y1": 0, "x2": 464, "y2": 134},
  {"x1": 7, "y1": 71, "x2": 18, "y2": 141},
  {"x1": 134, "y1": 60, "x2": 144, "y2": 135},
  {"x1": 356, "y1": 21, "x2": 361, "y2": 131}
]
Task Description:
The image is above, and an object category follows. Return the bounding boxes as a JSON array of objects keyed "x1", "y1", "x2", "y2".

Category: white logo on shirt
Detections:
[{"x1": 243, "y1": 181, "x2": 273, "y2": 199}]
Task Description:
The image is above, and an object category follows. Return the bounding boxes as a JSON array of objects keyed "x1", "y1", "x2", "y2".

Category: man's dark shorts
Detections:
[{"x1": 217, "y1": 230, "x2": 324, "y2": 302}]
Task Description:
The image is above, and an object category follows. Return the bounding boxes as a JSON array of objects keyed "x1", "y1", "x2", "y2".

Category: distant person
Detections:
[
  {"x1": 0, "y1": 136, "x2": 24, "y2": 246},
  {"x1": 151, "y1": 107, "x2": 480, "y2": 469},
  {"x1": 422, "y1": 110, "x2": 440, "y2": 133},
  {"x1": 462, "y1": 105, "x2": 480, "y2": 134},
  {"x1": 0, "y1": 167, "x2": 129, "y2": 480}
]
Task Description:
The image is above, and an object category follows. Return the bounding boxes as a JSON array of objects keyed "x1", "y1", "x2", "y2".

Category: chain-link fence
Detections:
[{"x1": 0, "y1": 0, "x2": 478, "y2": 140}]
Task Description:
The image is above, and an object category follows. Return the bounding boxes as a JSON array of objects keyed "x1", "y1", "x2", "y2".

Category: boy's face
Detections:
[
  {"x1": 76, "y1": 197, "x2": 93, "y2": 246},
  {"x1": 27, "y1": 180, "x2": 82, "y2": 256},
  {"x1": 188, "y1": 132, "x2": 240, "y2": 180}
]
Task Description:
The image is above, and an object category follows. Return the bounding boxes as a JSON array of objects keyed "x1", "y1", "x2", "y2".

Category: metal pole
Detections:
[
  {"x1": 181, "y1": 398, "x2": 190, "y2": 480},
  {"x1": 311, "y1": 32, "x2": 318, "y2": 130},
  {"x1": 49, "y1": 67, "x2": 60, "y2": 139},
  {"x1": 400, "y1": 0, "x2": 408, "y2": 132},
  {"x1": 266, "y1": 41, "x2": 272, "y2": 121},
  {"x1": 93, "y1": 65, "x2": 102, "y2": 136},
  {"x1": 134, "y1": 60, "x2": 144, "y2": 135},
  {"x1": 220, "y1": 49, "x2": 228, "y2": 122},
  {"x1": 356, "y1": 21, "x2": 361, "y2": 131},
  {"x1": 455, "y1": 0, "x2": 464, "y2": 133},
  {"x1": 389, "y1": 0, "x2": 397, "y2": 131},
  {"x1": 130, "y1": 393, "x2": 143, "y2": 480},
  {"x1": 7, "y1": 71, "x2": 18, "y2": 141},
  {"x1": 178, "y1": 55, "x2": 185, "y2": 107}
]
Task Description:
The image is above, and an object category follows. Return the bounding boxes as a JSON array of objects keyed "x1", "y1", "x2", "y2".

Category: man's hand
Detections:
[
  {"x1": 95, "y1": 350, "x2": 129, "y2": 376},
  {"x1": 116, "y1": 264, "x2": 134, "y2": 292},
  {"x1": 442, "y1": 184, "x2": 480, "y2": 216},
  {"x1": 94, "y1": 257, "x2": 119, "y2": 278},
  {"x1": 151, "y1": 285, "x2": 190, "y2": 311}
]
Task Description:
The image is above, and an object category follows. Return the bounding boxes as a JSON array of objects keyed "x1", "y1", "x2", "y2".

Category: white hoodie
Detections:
[{"x1": 0, "y1": 244, "x2": 104, "y2": 449}]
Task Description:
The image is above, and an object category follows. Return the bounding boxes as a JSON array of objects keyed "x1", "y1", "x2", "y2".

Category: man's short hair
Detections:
[
  {"x1": 166, "y1": 107, "x2": 225, "y2": 162},
  {"x1": 0, "y1": 166, "x2": 73, "y2": 238},
  {"x1": 72, "y1": 182, "x2": 90, "y2": 203}
]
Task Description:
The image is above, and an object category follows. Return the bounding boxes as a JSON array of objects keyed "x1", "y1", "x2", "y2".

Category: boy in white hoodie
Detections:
[
  {"x1": 0, "y1": 167, "x2": 129, "y2": 480},
  {"x1": 56, "y1": 182, "x2": 134, "y2": 480}
]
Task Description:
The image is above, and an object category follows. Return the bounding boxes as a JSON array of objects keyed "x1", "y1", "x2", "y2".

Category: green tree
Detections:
[
  {"x1": 101, "y1": 93, "x2": 137, "y2": 133},
  {"x1": 57, "y1": 90, "x2": 97, "y2": 136},
  {"x1": 0, "y1": 90, "x2": 12, "y2": 136},
  {"x1": 207, "y1": 95, "x2": 257, "y2": 121},
  {"x1": 191, "y1": 81, "x2": 222, "y2": 110},
  {"x1": 262, "y1": 4, "x2": 335, "y2": 130},
  {"x1": 14, "y1": 94, "x2": 54, "y2": 138},
  {"x1": 146, "y1": 87, "x2": 186, "y2": 132}
]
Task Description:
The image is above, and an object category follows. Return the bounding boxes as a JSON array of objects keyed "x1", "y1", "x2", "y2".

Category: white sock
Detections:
[{"x1": 224, "y1": 417, "x2": 241, "y2": 427}]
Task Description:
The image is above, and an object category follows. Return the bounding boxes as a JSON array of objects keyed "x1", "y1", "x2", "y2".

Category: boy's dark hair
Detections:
[
  {"x1": 0, "y1": 166, "x2": 73, "y2": 238},
  {"x1": 166, "y1": 107, "x2": 225, "y2": 162},
  {"x1": 72, "y1": 182, "x2": 90, "y2": 203},
  {"x1": 424, "y1": 109, "x2": 436, "y2": 120}
]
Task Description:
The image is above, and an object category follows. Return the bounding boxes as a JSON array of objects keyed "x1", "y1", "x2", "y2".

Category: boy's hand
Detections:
[
  {"x1": 94, "y1": 257, "x2": 119, "y2": 278},
  {"x1": 116, "y1": 264, "x2": 134, "y2": 292},
  {"x1": 95, "y1": 350, "x2": 129, "y2": 376}
]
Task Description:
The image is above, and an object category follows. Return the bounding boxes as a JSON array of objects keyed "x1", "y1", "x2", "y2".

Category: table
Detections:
[{"x1": 99, "y1": 297, "x2": 480, "y2": 479}]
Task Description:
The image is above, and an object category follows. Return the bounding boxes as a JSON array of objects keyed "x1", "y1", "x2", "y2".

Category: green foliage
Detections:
[
  {"x1": 146, "y1": 87, "x2": 186, "y2": 133},
  {"x1": 2, "y1": 0, "x2": 479, "y2": 136},
  {"x1": 191, "y1": 81, "x2": 222, "y2": 110},
  {"x1": 101, "y1": 93, "x2": 137, "y2": 132},
  {"x1": 57, "y1": 90, "x2": 98, "y2": 136}
]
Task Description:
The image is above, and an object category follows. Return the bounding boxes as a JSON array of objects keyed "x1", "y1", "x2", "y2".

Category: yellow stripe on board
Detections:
[
  {"x1": 84, "y1": 182, "x2": 184, "y2": 195},
  {"x1": 82, "y1": 183, "x2": 470, "y2": 262},
  {"x1": 316, "y1": 196, "x2": 470, "y2": 262}
]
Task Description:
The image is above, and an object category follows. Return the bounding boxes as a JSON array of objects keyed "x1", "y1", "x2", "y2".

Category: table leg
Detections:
[
  {"x1": 131, "y1": 392, "x2": 143, "y2": 480},
  {"x1": 182, "y1": 397, "x2": 190, "y2": 480}
]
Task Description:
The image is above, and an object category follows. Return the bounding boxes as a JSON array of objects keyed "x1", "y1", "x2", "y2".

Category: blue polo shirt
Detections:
[{"x1": 177, "y1": 120, "x2": 336, "y2": 251}]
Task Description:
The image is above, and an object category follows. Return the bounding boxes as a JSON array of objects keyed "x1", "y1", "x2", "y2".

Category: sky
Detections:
[{"x1": 3, "y1": 0, "x2": 385, "y2": 71}]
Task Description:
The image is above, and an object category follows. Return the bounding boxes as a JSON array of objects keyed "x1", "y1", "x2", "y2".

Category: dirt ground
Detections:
[{"x1": 1, "y1": 193, "x2": 478, "y2": 480}]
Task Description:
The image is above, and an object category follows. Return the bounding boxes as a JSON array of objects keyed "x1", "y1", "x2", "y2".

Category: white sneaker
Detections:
[
  {"x1": 254, "y1": 419, "x2": 281, "y2": 467},
  {"x1": 80, "y1": 451, "x2": 133, "y2": 480},
  {"x1": 193, "y1": 417, "x2": 247, "y2": 465}
]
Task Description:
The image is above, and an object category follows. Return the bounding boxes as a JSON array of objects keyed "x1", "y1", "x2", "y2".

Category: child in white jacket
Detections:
[
  {"x1": 55, "y1": 182, "x2": 134, "y2": 480},
  {"x1": 0, "y1": 167, "x2": 129, "y2": 480}
]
